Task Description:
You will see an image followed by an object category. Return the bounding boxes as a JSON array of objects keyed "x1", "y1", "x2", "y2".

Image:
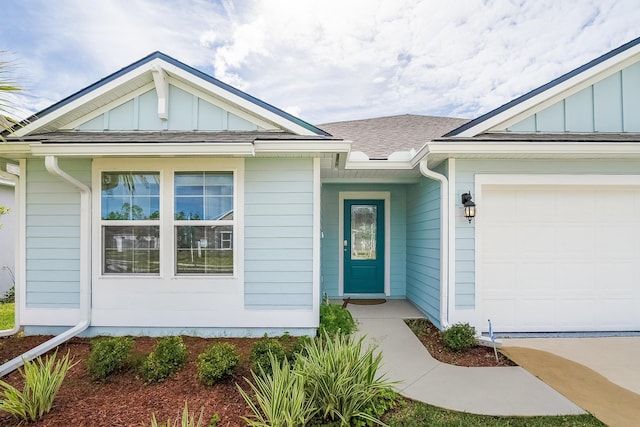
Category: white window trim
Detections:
[{"x1": 92, "y1": 158, "x2": 244, "y2": 283}]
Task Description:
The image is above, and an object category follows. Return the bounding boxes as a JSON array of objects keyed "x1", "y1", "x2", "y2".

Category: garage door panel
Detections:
[
  {"x1": 518, "y1": 226, "x2": 556, "y2": 257},
  {"x1": 516, "y1": 262, "x2": 556, "y2": 294},
  {"x1": 556, "y1": 226, "x2": 595, "y2": 256},
  {"x1": 481, "y1": 185, "x2": 640, "y2": 332}
]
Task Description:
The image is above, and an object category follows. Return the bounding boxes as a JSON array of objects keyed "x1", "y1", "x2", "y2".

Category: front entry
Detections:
[{"x1": 343, "y1": 199, "x2": 385, "y2": 294}]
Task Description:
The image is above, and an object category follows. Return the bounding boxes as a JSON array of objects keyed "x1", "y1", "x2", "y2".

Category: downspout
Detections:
[
  {"x1": 0, "y1": 170, "x2": 19, "y2": 337},
  {"x1": 419, "y1": 158, "x2": 450, "y2": 329},
  {"x1": 0, "y1": 156, "x2": 91, "y2": 376}
]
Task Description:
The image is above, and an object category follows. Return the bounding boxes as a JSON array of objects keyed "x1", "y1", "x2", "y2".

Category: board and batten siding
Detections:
[
  {"x1": 320, "y1": 184, "x2": 407, "y2": 298},
  {"x1": 455, "y1": 158, "x2": 640, "y2": 310},
  {"x1": 25, "y1": 158, "x2": 90, "y2": 308},
  {"x1": 406, "y1": 176, "x2": 442, "y2": 327},
  {"x1": 77, "y1": 85, "x2": 259, "y2": 132},
  {"x1": 244, "y1": 158, "x2": 314, "y2": 309},
  {"x1": 508, "y1": 62, "x2": 640, "y2": 132}
]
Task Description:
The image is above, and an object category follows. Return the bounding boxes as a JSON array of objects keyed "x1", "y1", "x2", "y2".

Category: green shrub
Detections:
[
  {"x1": 296, "y1": 332, "x2": 396, "y2": 426},
  {"x1": 149, "y1": 401, "x2": 205, "y2": 427},
  {"x1": 140, "y1": 336, "x2": 188, "y2": 383},
  {"x1": 319, "y1": 302, "x2": 356, "y2": 337},
  {"x1": 238, "y1": 353, "x2": 317, "y2": 427},
  {"x1": 0, "y1": 350, "x2": 75, "y2": 422},
  {"x1": 87, "y1": 336, "x2": 134, "y2": 381},
  {"x1": 441, "y1": 322, "x2": 477, "y2": 353},
  {"x1": 250, "y1": 336, "x2": 286, "y2": 377},
  {"x1": 197, "y1": 342, "x2": 240, "y2": 386}
]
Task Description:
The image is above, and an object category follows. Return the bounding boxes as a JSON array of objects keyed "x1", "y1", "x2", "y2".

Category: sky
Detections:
[{"x1": 1, "y1": 0, "x2": 639, "y2": 125}]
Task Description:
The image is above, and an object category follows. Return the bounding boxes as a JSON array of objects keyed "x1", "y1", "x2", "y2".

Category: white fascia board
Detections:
[
  {"x1": 345, "y1": 159, "x2": 413, "y2": 170},
  {"x1": 455, "y1": 46, "x2": 640, "y2": 137},
  {"x1": 29, "y1": 143, "x2": 255, "y2": 157},
  {"x1": 162, "y1": 61, "x2": 319, "y2": 136},
  {"x1": 427, "y1": 140, "x2": 640, "y2": 156},
  {"x1": 253, "y1": 140, "x2": 351, "y2": 154},
  {"x1": 16, "y1": 64, "x2": 155, "y2": 137},
  {"x1": 0, "y1": 143, "x2": 32, "y2": 159}
]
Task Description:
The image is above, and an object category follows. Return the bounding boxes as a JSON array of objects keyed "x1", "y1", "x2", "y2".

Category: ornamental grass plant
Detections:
[
  {"x1": 0, "y1": 350, "x2": 75, "y2": 422},
  {"x1": 238, "y1": 353, "x2": 317, "y2": 427}
]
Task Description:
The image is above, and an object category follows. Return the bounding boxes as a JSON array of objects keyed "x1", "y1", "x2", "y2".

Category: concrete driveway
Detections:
[{"x1": 502, "y1": 337, "x2": 640, "y2": 395}]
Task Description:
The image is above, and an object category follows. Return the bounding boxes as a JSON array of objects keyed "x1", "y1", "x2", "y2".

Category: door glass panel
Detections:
[{"x1": 351, "y1": 205, "x2": 377, "y2": 260}]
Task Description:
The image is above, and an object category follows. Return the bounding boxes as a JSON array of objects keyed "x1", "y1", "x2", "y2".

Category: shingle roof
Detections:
[
  {"x1": 13, "y1": 131, "x2": 339, "y2": 144},
  {"x1": 319, "y1": 114, "x2": 469, "y2": 159}
]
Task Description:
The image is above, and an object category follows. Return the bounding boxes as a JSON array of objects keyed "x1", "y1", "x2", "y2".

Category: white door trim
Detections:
[{"x1": 338, "y1": 191, "x2": 391, "y2": 296}]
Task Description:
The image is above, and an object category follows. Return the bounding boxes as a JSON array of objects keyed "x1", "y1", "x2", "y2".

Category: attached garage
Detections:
[{"x1": 477, "y1": 175, "x2": 640, "y2": 333}]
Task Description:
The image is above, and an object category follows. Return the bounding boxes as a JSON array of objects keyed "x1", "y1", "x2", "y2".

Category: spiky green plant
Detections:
[
  {"x1": 0, "y1": 350, "x2": 75, "y2": 422},
  {"x1": 238, "y1": 353, "x2": 317, "y2": 427},
  {"x1": 148, "y1": 401, "x2": 205, "y2": 427},
  {"x1": 296, "y1": 333, "x2": 395, "y2": 426}
]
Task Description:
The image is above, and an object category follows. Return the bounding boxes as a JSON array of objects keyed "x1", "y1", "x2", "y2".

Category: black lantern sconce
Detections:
[{"x1": 461, "y1": 192, "x2": 476, "y2": 223}]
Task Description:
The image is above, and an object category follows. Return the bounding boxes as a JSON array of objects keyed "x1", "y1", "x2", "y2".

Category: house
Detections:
[{"x1": 1, "y1": 36, "x2": 640, "y2": 341}]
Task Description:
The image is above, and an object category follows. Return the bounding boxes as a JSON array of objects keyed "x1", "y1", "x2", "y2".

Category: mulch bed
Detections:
[
  {"x1": 0, "y1": 335, "x2": 257, "y2": 426},
  {"x1": 0, "y1": 320, "x2": 514, "y2": 426},
  {"x1": 405, "y1": 318, "x2": 516, "y2": 367}
]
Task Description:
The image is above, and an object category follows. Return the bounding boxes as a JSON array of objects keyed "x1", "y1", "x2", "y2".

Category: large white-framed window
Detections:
[{"x1": 94, "y1": 158, "x2": 242, "y2": 279}]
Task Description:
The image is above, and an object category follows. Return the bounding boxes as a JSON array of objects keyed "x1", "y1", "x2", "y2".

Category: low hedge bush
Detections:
[
  {"x1": 197, "y1": 342, "x2": 240, "y2": 386},
  {"x1": 250, "y1": 337, "x2": 286, "y2": 377},
  {"x1": 87, "y1": 336, "x2": 134, "y2": 381},
  {"x1": 441, "y1": 322, "x2": 477, "y2": 353},
  {"x1": 140, "y1": 336, "x2": 188, "y2": 383}
]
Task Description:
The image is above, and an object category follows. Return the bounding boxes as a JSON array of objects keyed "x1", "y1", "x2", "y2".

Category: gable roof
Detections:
[
  {"x1": 319, "y1": 114, "x2": 468, "y2": 159},
  {"x1": 446, "y1": 36, "x2": 640, "y2": 138},
  {"x1": 15, "y1": 51, "x2": 329, "y2": 137}
]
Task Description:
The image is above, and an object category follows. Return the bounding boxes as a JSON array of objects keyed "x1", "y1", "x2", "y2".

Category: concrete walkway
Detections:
[{"x1": 347, "y1": 300, "x2": 584, "y2": 416}]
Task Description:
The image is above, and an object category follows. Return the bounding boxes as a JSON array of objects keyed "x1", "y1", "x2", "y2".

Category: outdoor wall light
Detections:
[{"x1": 461, "y1": 192, "x2": 476, "y2": 223}]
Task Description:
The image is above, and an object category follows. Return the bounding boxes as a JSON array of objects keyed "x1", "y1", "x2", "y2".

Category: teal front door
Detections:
[{"x1": 344, "y1": 199, "x2": 384, "y2": 294}]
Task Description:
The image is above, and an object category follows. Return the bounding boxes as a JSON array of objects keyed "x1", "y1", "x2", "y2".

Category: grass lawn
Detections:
[
  {"x1": 0, "y1": 303, "x2": 14, "y2": 330},
  {"x1": 384, "y1": 399, "x2": 605, "y2": 426}
]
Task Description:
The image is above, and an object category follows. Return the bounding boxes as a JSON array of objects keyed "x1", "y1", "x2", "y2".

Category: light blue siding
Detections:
[
  {"x1": 75, "y1": 85, "x2": 260, "y2": 131},
  {"x1": 622, "y1": 62, "x2": 640, "y2": 131},
  {"x1": 244, "y1": 158, "x2": 314, "y2": 309},
  {"x1": 507, "y1": 63, "x2": 640, "y2": 132},
  {"x1": 320, "y1": 184, "x2": 407, "y2": 298},
  {"x1": 406, "y1": 174, "x2": 442, "y2": 327},
  {"x1": 25, "y1": 158, "x2": 90, "y2": 308},
  {"x1": 455, "y1": 158, "x2": 640, "y2": 309},
  {"x1": 565, "y1": 87, "x2": 594, "y2": 132}
]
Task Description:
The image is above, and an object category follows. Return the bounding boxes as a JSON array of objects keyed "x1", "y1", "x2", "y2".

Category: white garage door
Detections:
[{"x1": 481, "y1": 185, "x2": 640, "y2": 332}]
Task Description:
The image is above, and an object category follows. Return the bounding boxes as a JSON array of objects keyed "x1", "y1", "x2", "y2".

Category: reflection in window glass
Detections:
[
  {"x1": 103, "y1": 226, "x2": 160, "y2": 274},
  {"x1": 101, "y1": 172, "x2": 160, "y2": 220},
  {"x1": 175, "y1": 225, "x2": 233, "y2": 274},
  {"x1": 174, "y1": 172, "x2": 233, "y2": 220},
  {"x1": 351, "y1": 205, "x2": 377, "y2": 260}
]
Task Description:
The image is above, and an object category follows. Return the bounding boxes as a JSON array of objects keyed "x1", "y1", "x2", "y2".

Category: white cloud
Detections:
[{"x1": 1, "y1": 0, "x2": 639, "y2": 124}]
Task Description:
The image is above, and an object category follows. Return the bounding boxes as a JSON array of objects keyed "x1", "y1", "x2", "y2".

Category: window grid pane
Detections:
[
  {"x1": 174, "y1": 172, "x2": 233, "y2": 220},
  {"x1": 175, "y1": 225, "x2": 233, "y2": 275},
  {"x1": 101, "y1": 172, "x2": 160, "y2": 220},
  {"x1": 103, "y1": 226, "x2": 160, "y2": 274}
]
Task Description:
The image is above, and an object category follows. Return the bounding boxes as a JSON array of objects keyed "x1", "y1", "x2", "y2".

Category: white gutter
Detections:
[
  {"x1": 0, "y1": 156, "x2": 91, "y2": 376},
  {"x1": 418, "y1": 159, "x2": 449, "y2": 329},
  {"x1": 0, "y1": 170, "x2": 20, "y2": 337}
]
